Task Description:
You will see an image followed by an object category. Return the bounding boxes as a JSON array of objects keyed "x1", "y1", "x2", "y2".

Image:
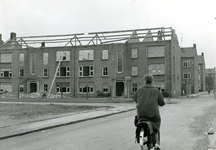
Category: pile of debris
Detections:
[{"x1": 0, "y1": 90, "x2": 66, "y2": 99}]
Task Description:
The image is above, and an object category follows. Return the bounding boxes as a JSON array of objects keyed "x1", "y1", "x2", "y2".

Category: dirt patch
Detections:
[
  {"x1": 0, "y1": 103, "x2": 112, "y2": 127},
  {"x1": 189, "y1": 103, "x2": 216, "y2": 150}
]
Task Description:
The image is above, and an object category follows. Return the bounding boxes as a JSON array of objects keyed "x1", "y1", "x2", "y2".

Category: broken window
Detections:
[
  {"x1": 103, "y1": 83, "x2": 109, "y2": 93},
  {"x1": 19, "y1": 84, "x2": 24, "y2": 92},
  {"x1": 43, "y1": 68, "x2": 48, "y2": 77},
  {"x1": 79, "y1": 83, "x2": 93, "y2": 93},
  {"x1": 131, "y1": 49, "x2": 138, "y2": 58},
  {"x1": 19, "y1": 69, "x2": 24, "y2": 77},
  {"x1": 30, "y1": 53, "x2": 36, "y2": 75},
  {"x1": 19, "y1": 53, "x2": 24, "y2": 66},
  {"x1": 117, "y1": 50, "x2": 123, "y2": 73},
  {"x1": 79, "y1": 66, "x2": 94, "y2": 77},
  {"x1": 0, "y1": 83, "x2": 12, "y2": 92},
  {"x1": 132, "y1": 66, "x2": 138, "y2": 76},
  {"x1": 0, "y1": 69, "x2": 12, "y2": 77},
  {"x1": 147, "y1": 46, "x2": 165, "y2": 58},
  {"x1": 102, "y1": 66, "x2": 108, "y2": 76},
  {"x1": 56, "y1": 51, "x2": 70, "y2": 61},
  {"x1": 57, "y1": 66, "x2": 70, "y2": 77},
  {"x1": 102, "y1": 50, "x2": 108, "y2": 60},
  {"x1": 43, "y1": 53, "x2": 48, "y2": 65},
  {"x1": 79, "y1": 50, "x2": 93, "y2": 61},
  {"x1": 56, "y1": 87, "x2": 70, "y2": 93},
  {"x1": 132, "y1": 82, "x2": 138, "y2": 93},
  {"x1": 0, "y1": 53, "x2": 12, "y2": 62}
]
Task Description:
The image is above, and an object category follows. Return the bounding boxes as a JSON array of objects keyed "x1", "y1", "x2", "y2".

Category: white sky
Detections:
[{"x1": 0, "y1": 0, "x2": 216, "y2": 68}]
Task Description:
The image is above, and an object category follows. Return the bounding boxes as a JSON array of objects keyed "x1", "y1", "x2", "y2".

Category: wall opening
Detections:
[{"x1": 116, "y1": 82, "x2": 124, "y2": 97}]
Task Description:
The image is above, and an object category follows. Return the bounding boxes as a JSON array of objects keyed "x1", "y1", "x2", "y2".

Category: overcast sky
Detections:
[{"x1": 0, "y1": 0, "x2": 216, "y2": 68}]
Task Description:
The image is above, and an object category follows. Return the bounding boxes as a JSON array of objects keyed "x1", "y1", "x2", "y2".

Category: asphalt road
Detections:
[{"x1": 1, "y1": 94, "x2": 216, "y2": 150}]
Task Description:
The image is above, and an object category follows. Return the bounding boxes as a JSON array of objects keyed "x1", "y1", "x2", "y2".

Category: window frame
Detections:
[
  {"x1": 79, "y1": 50, "x2": 94, "y2": 61},
  {"x1": 131, "y1": 48, "x2": 138, "y2": 58},
  {"x1": 30, "y1": 53, "x2": 36, "y2": 75},
  {"x1": 132, "y1": 82, "x2": 138, "y2": 93},
  {"x1": 102, "y1": 66, "x2": 108, "y2": 76},
  {"x1": 79, "y1": 65, "x2": 94, "y2": 77},
  {"x1": 102, "y1": 50, "x2": 108, "y2": 60},
  {"x1": 131, "y1": 66, "x2": 138, "y2": 76},
  {"x1": 183, "y1": 73, "x2": 191, "y2": 79},
  {"x1": 57, "y1": 66, "x2": 70, "y2": 77},
  {"x1": 19, "y1": 68, "x2": 24, "y2": 77},
  {"x1": 43, "y1": 68, "x2": 48, "y2": 77}
]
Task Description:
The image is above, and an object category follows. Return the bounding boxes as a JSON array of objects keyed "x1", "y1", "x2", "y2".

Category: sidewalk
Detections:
[{"x1": 0, "y1": 100, "x2": 136, "y2": 140}]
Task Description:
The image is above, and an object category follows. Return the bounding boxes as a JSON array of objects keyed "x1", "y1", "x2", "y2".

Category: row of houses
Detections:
[{"x1": 0, "y1": 27, "x2": 206, "y2": 98}]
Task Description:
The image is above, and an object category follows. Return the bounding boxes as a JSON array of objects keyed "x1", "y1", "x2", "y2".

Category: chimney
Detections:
[
  {"x1": 202, "y1": 52, "x2": 204, "y2": 56},
  {"x1": 10, "y1": 32, "x2": 16, "y2": 39},
  {"x1": 193, "y1": 44, "x2": 196, "y2": 48},
  {"x1": 0, "y1": 34, "x2": 3, "y2": 46}
]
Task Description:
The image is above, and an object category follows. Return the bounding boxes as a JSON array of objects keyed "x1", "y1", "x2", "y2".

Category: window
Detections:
[
  {"x1": 102, "y1": 50, "x2": 108, "y2": 60},
  {"x1": 117, "y1": 50, "x2": 123, "y2": 73},
  {"x1": 131, "y1": 49, "x2": 138, "y2": 58},
  {"x1": 56, "y1": 51, "x2": 70, "y2": 61},
  {"x1": 132, "y1": 66, "x2": 138, "y2": 76},
  {"x1": 57, "y1": 67, "x2": 70, "y2": 77},
  {"x1": 79, "y1": 85, "x2": 93, "y2": 93},
  {"x1": 43, "y1": 84, "x2": 48, "y2": 91},
  {"x1": 19, "y1": 84, "x2": 24, "y2": 92},
  {"x1": 19, "y1": 69, "x2": 24, "y2": 77},
  {"x1": 147, "y1": 46, "x2": 165, "y2": 57},
  {"x1": 79, "y1": 66, "x2": 94, "y2": 77},
  {"x1": 43, "y1": 69, "x2": 48, "y2": 77},
  {"x1": 183, "y1": 73, "x2": 191, "y2": 79},
  {"x1": 132, "y1": 82, "x2": 138, "y2": 93},
  {"x1": 30, "y1": 53, "x2": 36, "y2": 75},
  {"x1": 19, "y1": 53, "x2": 24, "y2": 66},
  {"x1": 103, "y1": 83, "x2": 109, "y2": 93},
  {"x1": 79, "y1": 50, "x2": 93, "y2": 61},
  {"x1": 0, "y1": 69, "x2": 12, "y2": 77},
  {"x1": 43, "y1": 53, "x2": 48, "y2": 65},
  {"x1": 56, "y1": 87, "x2": 70, "y2": 93},
  {"x1": 102, "y1": 66, "x2": 108, "y2": 76},
  {"x1": 183, "y1": 61, "x2": 191, "y2": 67},
  {"x1": 0, "y1": 53, "x2": 12, "y2": 62}
]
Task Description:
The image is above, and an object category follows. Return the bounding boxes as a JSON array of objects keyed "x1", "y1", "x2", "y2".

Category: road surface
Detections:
[{"x1": 1, "y1": 95, "x2": 216, "y2": 150}]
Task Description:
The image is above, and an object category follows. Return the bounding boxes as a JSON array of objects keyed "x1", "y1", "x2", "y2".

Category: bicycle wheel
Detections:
[{"x1": 140, "y1": 128, "x2": 149, "y2": 150}]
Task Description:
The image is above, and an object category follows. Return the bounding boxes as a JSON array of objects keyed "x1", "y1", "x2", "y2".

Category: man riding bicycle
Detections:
[{"x1": 134, "y1": 74, "x2": 165, "y2": 149}]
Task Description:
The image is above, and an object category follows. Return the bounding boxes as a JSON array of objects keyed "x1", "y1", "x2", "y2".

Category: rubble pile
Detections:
[{"x1": 0, "y1": 90, "x2": 67, "y2": 99}]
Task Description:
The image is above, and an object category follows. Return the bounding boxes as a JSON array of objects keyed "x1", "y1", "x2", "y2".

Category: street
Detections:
[{"x1": 0, "y1": 94, "x2": 216, "y2": 150}]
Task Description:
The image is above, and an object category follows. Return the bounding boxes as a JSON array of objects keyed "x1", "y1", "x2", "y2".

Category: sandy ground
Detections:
[{"x1": 0, "y1": 103, "x2": 111, "y2": 127}]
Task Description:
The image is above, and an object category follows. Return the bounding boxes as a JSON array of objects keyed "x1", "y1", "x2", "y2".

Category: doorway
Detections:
[
  {"x1": 30, "y1": 83, "x2": 37, "y2": 93},
  {"x1": 116, "y1": 82, "x2": 124, "y2": 97}
]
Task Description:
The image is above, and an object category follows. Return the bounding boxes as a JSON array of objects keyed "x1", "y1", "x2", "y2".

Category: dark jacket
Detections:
[{"x1": 134, "y1": 84, "x2": 165, "y2": 124}]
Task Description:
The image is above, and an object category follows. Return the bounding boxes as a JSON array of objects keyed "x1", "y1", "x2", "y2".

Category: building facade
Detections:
[
  {"x1": 205, "y1": 67, "x2": 216, "y2": 90},
  {"x1": 181, "y1": 44, "x2": 205, "y2": 95},
  {"x1": 0, "y1": 27, "x2": 188, "y2": 98}
]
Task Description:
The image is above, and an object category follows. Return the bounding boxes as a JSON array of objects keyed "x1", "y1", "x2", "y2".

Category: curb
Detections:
[{"x1": 0, "y1": 108, "x2": 136, "y2": 140}]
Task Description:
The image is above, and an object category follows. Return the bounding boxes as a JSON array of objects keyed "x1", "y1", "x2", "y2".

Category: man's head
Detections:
[{"x1": 143, "y1": 74, "x2": 154, "y2": 84}]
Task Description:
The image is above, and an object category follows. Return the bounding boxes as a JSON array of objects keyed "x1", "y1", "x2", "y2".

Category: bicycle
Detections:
[{"x1": 136, "y1": 121, "x2": 160, "y2": 150}]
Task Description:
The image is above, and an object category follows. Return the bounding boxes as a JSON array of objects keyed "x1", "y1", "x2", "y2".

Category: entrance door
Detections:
[
  {"x1": 30, "y1": 83, "x2": 37, "y2": 93},
  {"x1": 116, "y1": 82, "x2": 124, "y2": 97}
]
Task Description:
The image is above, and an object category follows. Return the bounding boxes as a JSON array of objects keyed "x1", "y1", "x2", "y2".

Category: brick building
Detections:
[
  {"x1": 181, "y1": 44, "x2": 206, "y2": 95},
  {"x1": 205, "y1": 67, "x2": 216, "y2": 90},
  {"x1": 0, "y1": 27, "x2": 185, "y2": 98}
]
